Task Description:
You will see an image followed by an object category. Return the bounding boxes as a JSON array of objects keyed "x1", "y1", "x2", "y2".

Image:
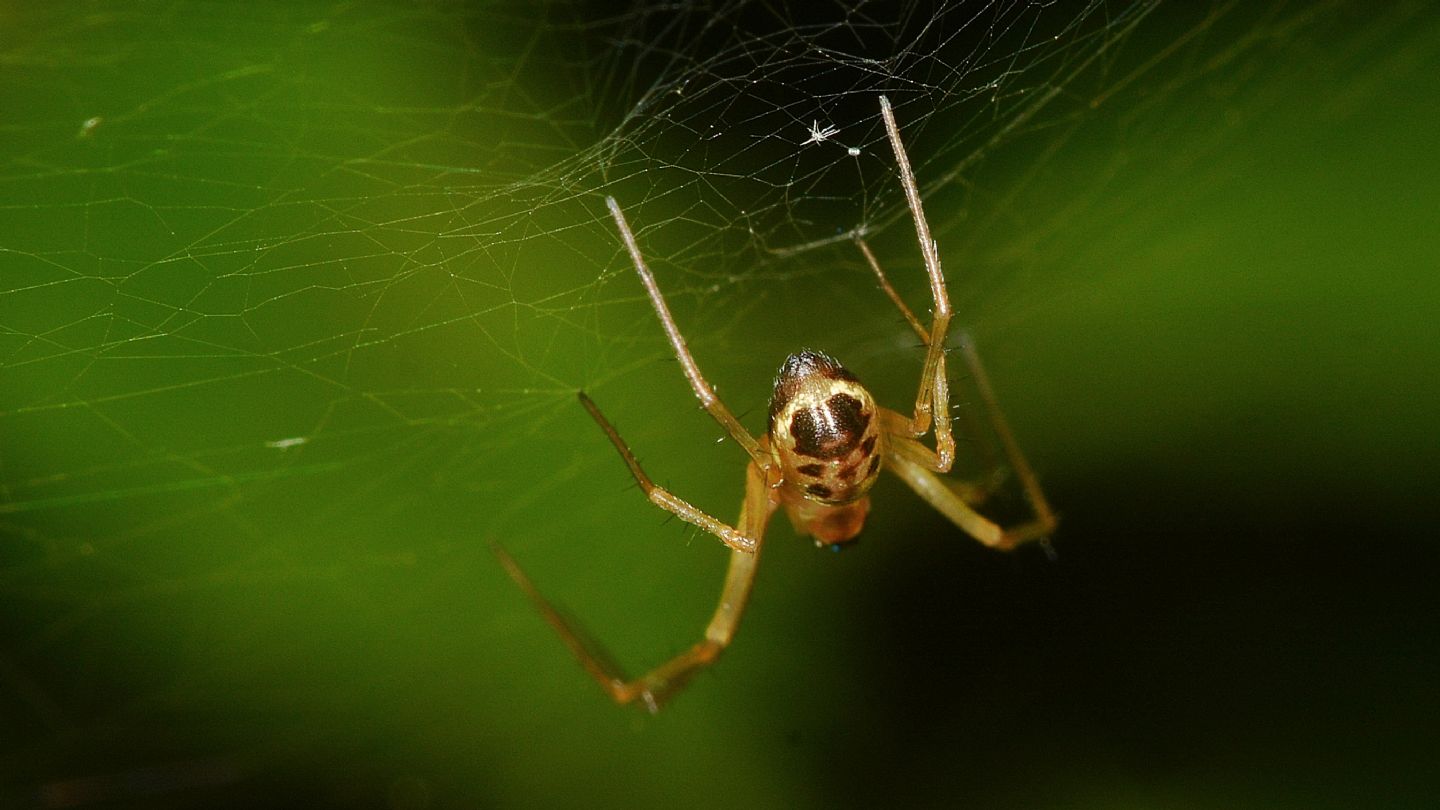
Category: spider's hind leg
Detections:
[
  {"x1": 881, "y1": 332, "x2": 1057, "y2": 550},
  {"x1": 954, "y1": 332, "x2": 1057, "y2": 542},
  {"x1": 946, "y1": 403, "x2": 1010, "y2": 506}
]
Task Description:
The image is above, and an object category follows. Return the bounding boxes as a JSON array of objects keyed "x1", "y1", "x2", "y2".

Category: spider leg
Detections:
[
  {"x1": 870, "y1": 97, "x2": 1055, "y2": 545},
  {"x1": 606, "y1": 196, "x2": 766, "y2": 468},
  {"x1": 955, "y1": 333, "x2": 1059, "y2": 539},
  {"x1": 855, "y1": 235, "x2": 927, "y2": 342},
  {"x1": 885, "y1": 447, "x2": 1003, "y2": 547},
  {"x1": 882, "y1": 335, "x2": 1056, "y2": 550},
  {"x1": 494, "y1": 458, "x2": 777, "y2": 712},
  {"x1": 860, "y1": 237, "x2": 1008, "y2": 502},
  {"x1": 886, "y1": 442, "x2": 1053, "y2": 550},
  {"x1": 580, "y1": 391, "x2": 758, "y2": 553},
  {"x1": 877, "y1": 95, "x2": 955, "y2": 472}
]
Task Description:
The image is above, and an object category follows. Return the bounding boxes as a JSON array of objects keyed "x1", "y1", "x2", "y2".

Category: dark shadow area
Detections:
[{"x1": 807, "y1": 452, "x2": 1440, "y2": 807}]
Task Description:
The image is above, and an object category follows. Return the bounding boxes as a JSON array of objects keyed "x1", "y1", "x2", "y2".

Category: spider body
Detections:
[
  {"x1": 496, "y1": 96, "x2": 1057, "y2": 712},
  {"x1": 767, "y1": 349, "x2": 881, "y2": 546}
]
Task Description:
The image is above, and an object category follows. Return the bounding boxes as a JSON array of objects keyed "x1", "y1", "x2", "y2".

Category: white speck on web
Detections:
[{"x1": 803, "y1": 120, "x2": 840, "y2": 145}]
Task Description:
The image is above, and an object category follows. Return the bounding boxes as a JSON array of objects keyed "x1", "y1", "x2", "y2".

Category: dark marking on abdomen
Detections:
[
  {"x1": 791, "y1": 393, "x2": 869, "y2": 459},
  {"x1": 805, "y1": 483, "x2": 833, "y2": 499}
]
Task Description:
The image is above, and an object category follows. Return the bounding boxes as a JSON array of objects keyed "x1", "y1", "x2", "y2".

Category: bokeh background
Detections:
[{"x1": 2, "y1": 1, "x2": 1437, "y2": 807}]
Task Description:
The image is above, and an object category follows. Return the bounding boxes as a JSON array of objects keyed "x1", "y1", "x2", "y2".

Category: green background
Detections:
[{"x1": 2, "y1": 2, "x2": 1437, "y2": 808}]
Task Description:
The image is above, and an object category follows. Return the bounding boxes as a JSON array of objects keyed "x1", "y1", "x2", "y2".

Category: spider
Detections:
[
  {"x1": 804, "y1": 119, "x2": 840, "y2": 145},
  {"x1": 495, "y1": 96, "x2": 1056, "y2": 713}
]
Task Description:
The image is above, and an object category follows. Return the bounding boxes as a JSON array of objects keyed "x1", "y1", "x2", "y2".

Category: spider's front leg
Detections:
[
  {"x1": 606, "y1": 196, "x2": 768, "y2": 470},
  {"x1": 856, "y1": 235, "x2": 954, "y2": 473},
  {"x1": 873, "y1": 95, "x2": 956, "y2": 472},
  {"x1": 869, "y1": 96, "x2": 1055, "y2": 549}
]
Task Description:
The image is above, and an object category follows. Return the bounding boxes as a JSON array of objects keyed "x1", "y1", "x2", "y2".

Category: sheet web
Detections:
[
  {"x1": 0, "y1": 0, "x2": 1226, "y2": 779},
  {"x1": 0, "y1": 9, "x2": 1163, "y2": 539}
]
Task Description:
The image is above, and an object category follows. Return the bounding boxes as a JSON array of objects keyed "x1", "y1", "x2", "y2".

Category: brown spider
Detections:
[{"x1": 495, "y1": 96, "x2": 1056, "y2": 713}]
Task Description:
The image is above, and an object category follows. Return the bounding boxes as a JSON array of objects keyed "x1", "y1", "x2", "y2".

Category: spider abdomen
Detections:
[{"x1": 767, "y1": 350, "x2": 883, "y2": 515}]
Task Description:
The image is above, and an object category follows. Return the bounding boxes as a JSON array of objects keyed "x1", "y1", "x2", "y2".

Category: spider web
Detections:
[{"x1": 3, "y1": 1, "x2": 1437, "y2": 806}]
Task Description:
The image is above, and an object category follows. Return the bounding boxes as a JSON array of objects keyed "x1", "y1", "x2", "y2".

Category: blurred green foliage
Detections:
[{"x1": 1, "y1": 2, "x2": 1437, "y2": 808}]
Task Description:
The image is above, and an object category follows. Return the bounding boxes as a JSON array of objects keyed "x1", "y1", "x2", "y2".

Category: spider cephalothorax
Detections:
[{"x1": 496, "y1": 96, "x2": 1057, "y2": 712}]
